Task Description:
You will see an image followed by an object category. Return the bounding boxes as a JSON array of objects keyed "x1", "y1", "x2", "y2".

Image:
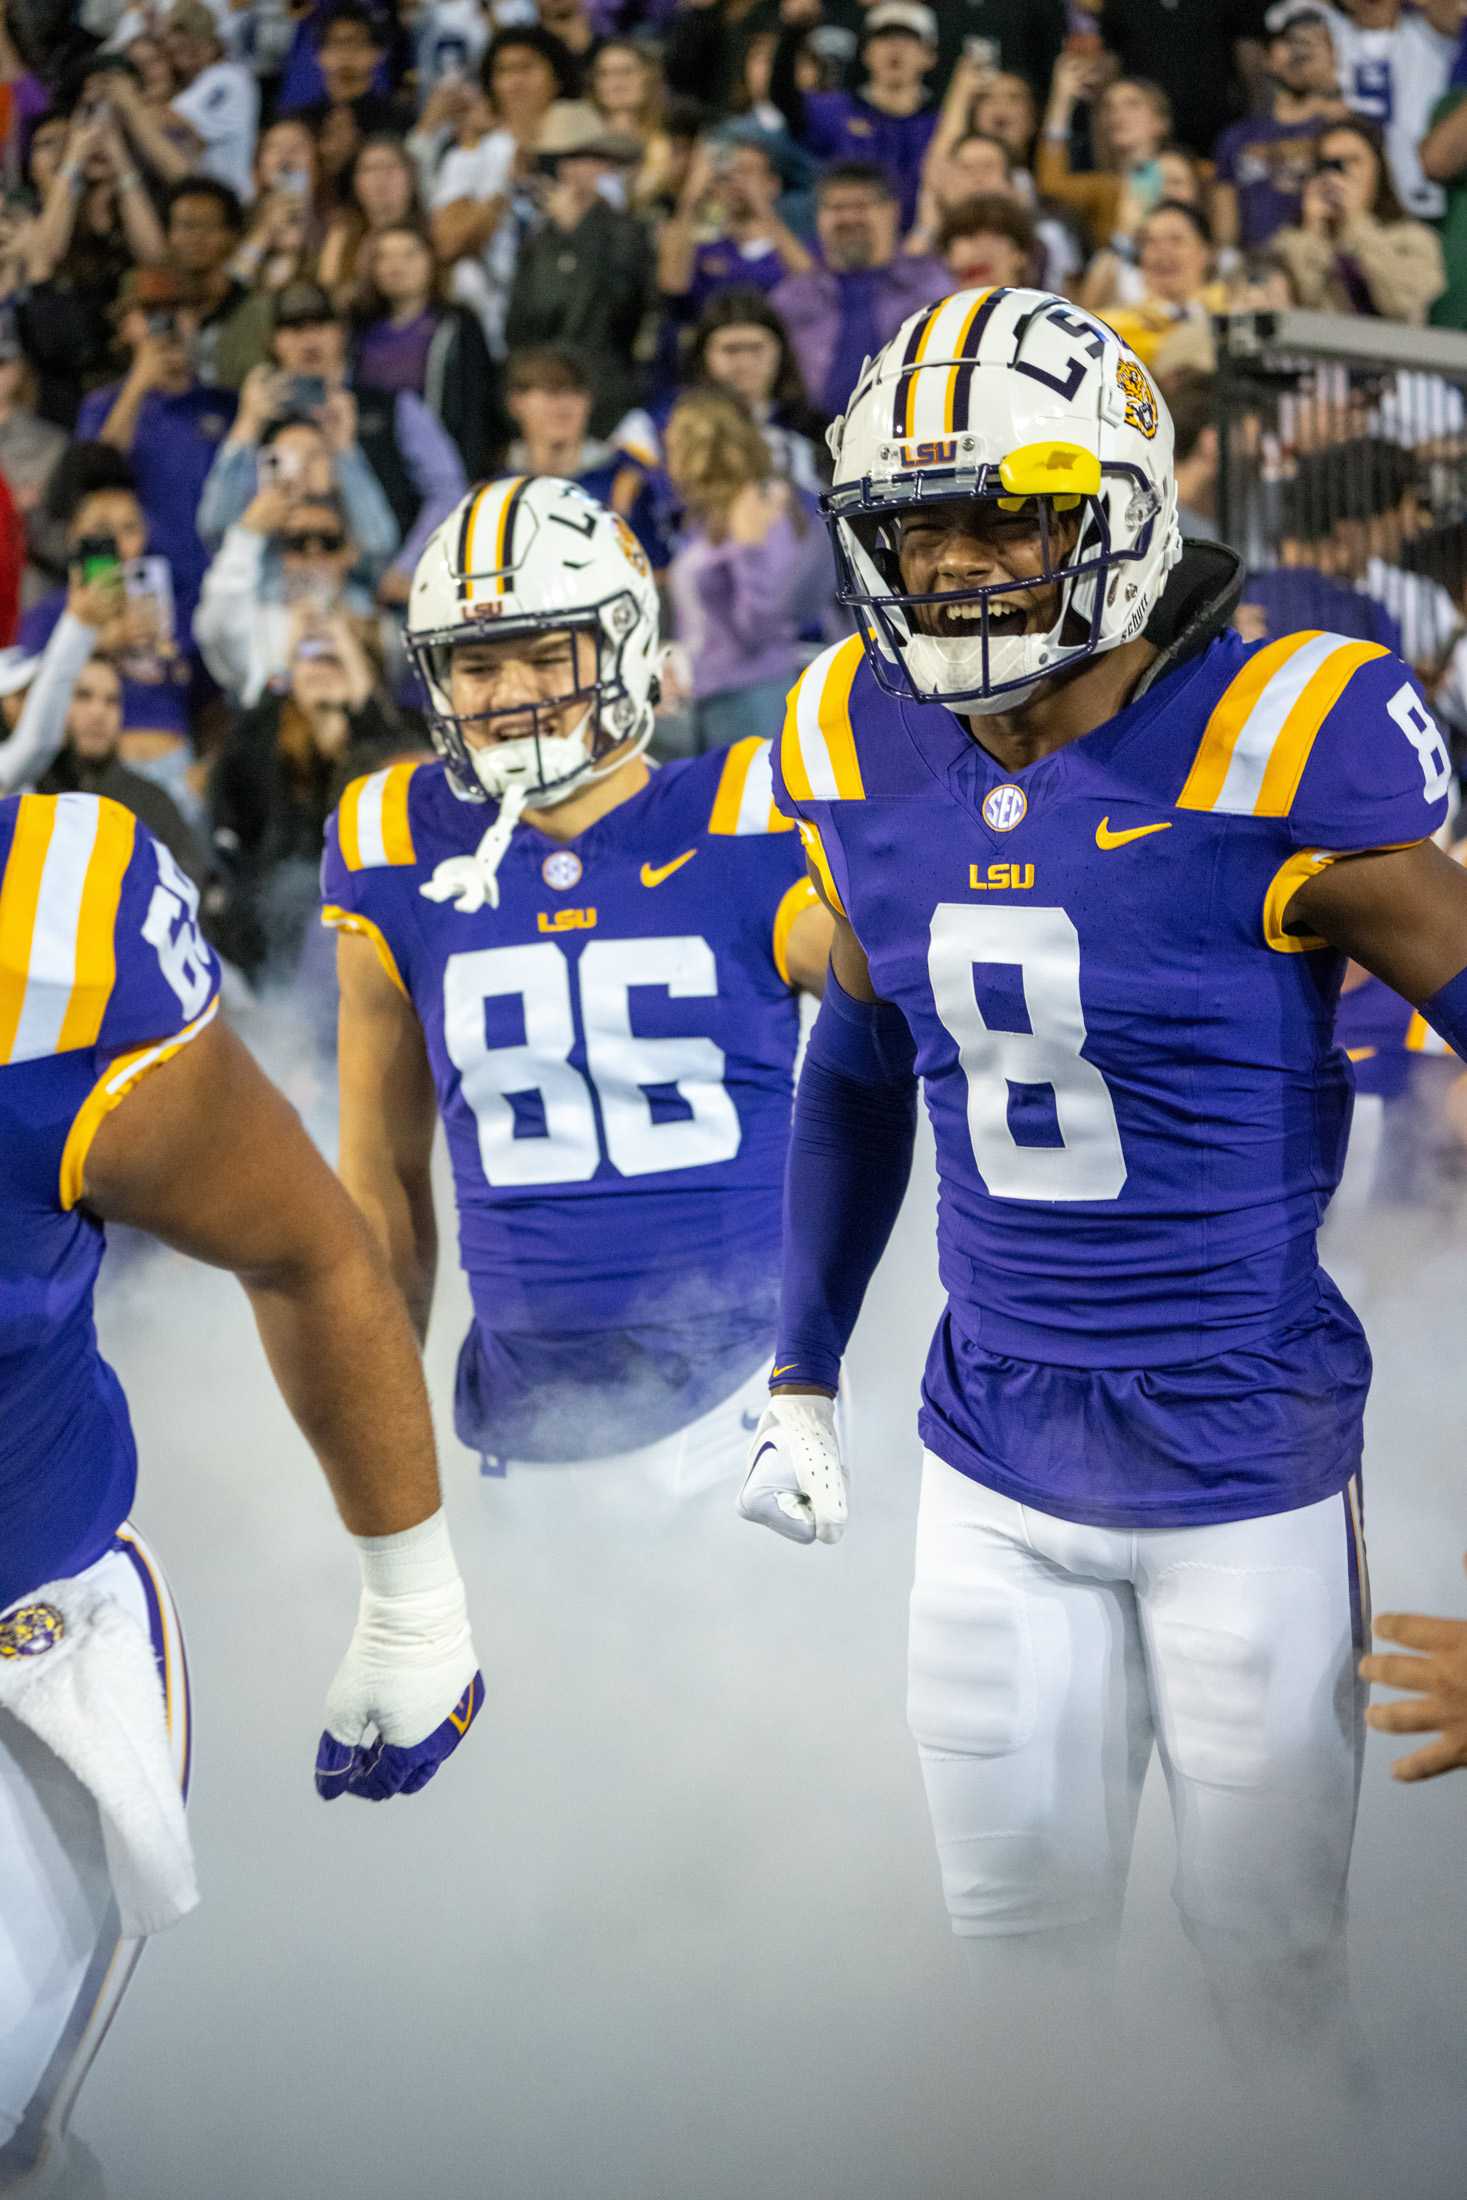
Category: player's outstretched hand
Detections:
[
  {"x1": 1360, "y1": 1554, "x2": 1467, "y2": 1783},
  {"x1": 315, "y1": 1530, "x2": 484, "y2": 1801},
  {"x1": 738, "y1": 1393, "x2": 847, "y2": 1546}
]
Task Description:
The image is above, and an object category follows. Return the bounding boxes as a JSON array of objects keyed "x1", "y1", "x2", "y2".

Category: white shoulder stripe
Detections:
[
  {"x1": 737, "y1": 742, "x2": 776, "y2": 833},
  {"x1": 11, "y1": 794, "x2": 99, "y2": 1063},
  {"x1": 1210, "y1": 633, "x2": 1348, "y2": 815},
  {"x1": 352, "y1": 769, "x2": 393, "y2": 870}
]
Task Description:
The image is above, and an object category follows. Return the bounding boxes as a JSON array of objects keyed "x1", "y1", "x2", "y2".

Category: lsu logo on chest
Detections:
[
  {"x1": 969, "y1": 862, "x2": 1034, "y2": 892},
  {"x1": 537, "y1": 907, "x2": 597, "y2": 933}
]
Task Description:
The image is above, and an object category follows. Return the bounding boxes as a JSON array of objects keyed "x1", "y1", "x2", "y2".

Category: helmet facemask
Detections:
[
  {"x1": 408, "y1": 588, "x2": 653, "y2": 810},
  {"x1": 829, "y1": 464, "x2": 1164, "y2": 716}
]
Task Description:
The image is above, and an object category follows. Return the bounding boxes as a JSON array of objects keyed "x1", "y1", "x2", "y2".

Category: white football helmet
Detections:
[
  {"x1": 408, "y1": 473, "x2": 661, "y2": 803},
  {"x1": 825, "y1": 287, "x2": 1182, "y2": 714}
]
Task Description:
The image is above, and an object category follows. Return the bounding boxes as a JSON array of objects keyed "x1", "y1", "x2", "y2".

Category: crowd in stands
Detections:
[{"x1": 1, "y1": 0, "x2": 1467, "y2": 984}]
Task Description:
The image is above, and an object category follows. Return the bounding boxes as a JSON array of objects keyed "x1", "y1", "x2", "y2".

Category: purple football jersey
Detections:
[
  {"x1": 321, "y1": 744, "x2": 814, "y2": 1463},
  {"x1": 0, "y1": 794, "x2": 220, "y2": 1607},
  {"x1": 773, "y1": 628, "x2": 1453, "y2": 1527}
]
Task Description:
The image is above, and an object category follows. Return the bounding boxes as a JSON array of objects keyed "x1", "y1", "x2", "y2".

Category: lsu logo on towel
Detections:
[
  {"x1": 0, "y1": 1602, "x2": 65, "y2": 1657},
  {"x1": 1116, "y1": 358, "x2": 1158, "y2": 441}
]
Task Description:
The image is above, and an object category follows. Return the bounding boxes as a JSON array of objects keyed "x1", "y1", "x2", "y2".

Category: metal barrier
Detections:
[{"x1": 1213, "y1": 311, "x2": 1467, "y2": 693}]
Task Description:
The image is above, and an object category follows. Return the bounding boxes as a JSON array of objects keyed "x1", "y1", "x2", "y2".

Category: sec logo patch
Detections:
[
  {"x1": 982, "y1": 783, "x2": 1028, "y2": 833},
  {"x1": 542, "y1": 850, "x2": 583, "y2": 891}
]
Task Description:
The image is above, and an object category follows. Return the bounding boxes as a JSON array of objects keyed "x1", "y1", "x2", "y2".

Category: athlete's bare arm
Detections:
[
  {"x1": 82, "y1": 1013, "x2": 441, "y2": 1539},
  {"x1": 336, "y1": 930, "x2": 439, "y2": 1345},
  {"x1": 806, "y1": 862, "x2": 880, "y2": 1001},
  {"x1": 1286, "y1": 839, "x2": 1467, "y2": 1000},
  {"x1": 784, "y1": 898, "x2": 836, "y2": 995}
]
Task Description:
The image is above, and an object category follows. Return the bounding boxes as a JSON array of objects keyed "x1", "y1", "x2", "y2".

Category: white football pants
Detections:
[
  {"x1": 0, "y1": 1528, "x2": 188, "y2": 2190},
  {"x1": 908, "y1": 1456, "x2": 1369, "y2": 1962}
]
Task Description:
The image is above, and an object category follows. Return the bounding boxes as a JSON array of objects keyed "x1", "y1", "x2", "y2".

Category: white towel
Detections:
[{"x1": 0, "y1": 1578, "x2": 198, "y2": 1938}]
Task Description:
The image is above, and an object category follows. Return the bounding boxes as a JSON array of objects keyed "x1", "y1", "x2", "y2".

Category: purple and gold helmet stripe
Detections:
[
  {"x1": 891, "y1": 301, "x2": 947, "y2": 439},
  {"x1": 944, "y1": 286, "x2": 1008, "y2": 436}
]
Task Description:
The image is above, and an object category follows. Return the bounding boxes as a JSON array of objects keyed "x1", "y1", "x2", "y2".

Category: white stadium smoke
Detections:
[{"x1": 72, "y1": 1003, "x2": 1467, "y2": 2200}]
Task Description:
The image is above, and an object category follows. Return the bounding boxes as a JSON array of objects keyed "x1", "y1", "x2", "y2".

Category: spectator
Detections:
[
  {"x1": 1038, "y1": 54, "x2": 1174, "y2": 257},
  {"x1": 161, "y1": 0, "x2": 259, "y2": 201},
  {"x1": 19, "y1": 98, "x2": 168, "y2": 421},
  {"x1": 166, "y1": 178, "x2": 273, "y2": 391},
  {"x1": 320, "y1": 134, "x2": 423, "y2": 305},
  {"x1": 0, "y1": 565, "x2": 119, "y2": 794},
  {"x1": 663, "y1": 389, "x2": 835, "y2": 752},
  {"x1": 72, "y1": 52, "x2": 194, "y2": 189},
  {"x1": 77, "y1": 265, "x2": 236, "y2": 630},
  {"x1": 21, "y1": 455, "x2": 196, "y2": 807},
  {"x1": 352, "y1": 224, "x2": 507, "y2": 479},
  {"x1": 267, "y1": 278, "x2": 466, "y2": 606},
  {"x1": 0, "y1": 324, "x2": 69, "y2": 596},
  {"x1": 195, "y1": 481, "x2": 379, "y2": 706},
  {"x1": 537, "y1": 0, "x2": 598, "y2": 70},
  {"x1": 770, "y1": 162, "x2": 947, "y2": 428},
  {"x1": 1420, "y1": 43, "x2": 1467, "y2": 329},
  {"x1": 297, "y1": 4, "x2": 405, "y2": 191},
  {"x1": 504, "y1": 109, "x2": 654, "y2": 436},
  {"x1": 937, "y1": 192, "x2": 1038, "y2": 290},
  {"x1": 772, "y1": 1, "x2": 941, "y2": 231},
  {"x1": 1327, "y1": 0, "x2": 1459, "y2": 222},
  {"x1": 503, "y1": 344, "x2": 669, "y2": 569},
  {"x1": 230, "y1": 121, "x2": 326, "y2": 300},
  {"x1": 588, "y1": 38, "x2": 666, "y2": 201},
  {"x1": 686, "y1": 289, "x2": 825, "y2": 494},
  {"x1": 1103, "y1": 201, "x2": 1231, "y2": 371},
  {"x1": 1272, "y1": 119, "x2": 1446, "y2": 321},
  {"x1": 36, "y1": 648, "x2": 205, "y2": 882},
  {"x1": 206, "y1": 613, "x2": 405, "y2": 981},
  {"x1": 1098, "y1": 0, "x2": 1269, "y2": 170},
  {"x1": 657, "y1": 137, "x2": 813, "y2": 318},
  {"x1": 970, "y1": 69, "x2": 1040, "y2": 172},
  {"x1": 421, "y1": 31, "x2": 589, "y2": 355},
  {"x1": 1212, "y1": 6, "x2": 1345, "y2": 251},
  {"x1": 198, "y1": 387, "x2": 400, "y2": 575}
]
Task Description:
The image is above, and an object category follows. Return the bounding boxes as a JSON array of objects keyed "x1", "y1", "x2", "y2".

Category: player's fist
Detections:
[
  {"x1": 315, "y1": 1528, "x2": 484, "y2": 1801},
  {"x1": 738, "y1": 1393, "x2": 847, "y2": 1545}
]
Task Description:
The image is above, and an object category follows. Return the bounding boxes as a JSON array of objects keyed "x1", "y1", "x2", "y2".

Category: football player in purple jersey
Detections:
[
  {"x1": 0, "y1": 800, "x2": 483, "y2": 2192},
  {"x1": 322, "y1": 475, "x2": 831, "y2": 1497},
  {"x1": 738, "y1": 286, "x2": 1467, "y2": 2081}
]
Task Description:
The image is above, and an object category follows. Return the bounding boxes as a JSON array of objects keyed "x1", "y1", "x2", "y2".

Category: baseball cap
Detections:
[
  {"x1": 865, "y1": 2, "x2": 939, "y2": 42},
  {"x1": 1265, "y1": 2, "x2": 1331, "y2": 33},
  {"x1": 274, "y1": 280, "x2": 338, "y2": 329}
]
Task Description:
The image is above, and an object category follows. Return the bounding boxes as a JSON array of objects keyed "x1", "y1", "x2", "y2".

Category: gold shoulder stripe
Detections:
[
  {"x1": 0, "y1": 793, "x2": 56, "y2": 1063},
  {"x1": 321, "y1": 905, "x2": 409, "y2": 997},
  {"x1": 818, "y1": 636, "x2": 866, "y2": 801},
  {"x1": 59, "y1": 995, "x2": 220, "y2": 1208},
  {"x1": 709, "y1": 737, "x2": 762, "y2": 835},
  {"x1": 772, "y1": 875, "x2": 820, "y2": 987},
  {"x1": 57, "y1": 800, "x2": 136, "y2": 1052},
  {"x1": 1253, "y1": 640, "x2": 1389, "y2": 818},
  {"x1": 1178, "y1": 632, "x2": 1322, "y2": 811},
  {"x1": 1261, "y1": 848, "x2": 1339, "y2": 953},
  {"x1": 799, "y1": 818, "x2": 846, "y2": 917},
  {"x1": 337, "y1": 762, "x2": 421, "y2": 872}
]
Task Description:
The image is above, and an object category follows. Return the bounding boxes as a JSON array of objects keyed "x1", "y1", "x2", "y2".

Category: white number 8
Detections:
[
  {"x1": 928, "y1": 903, "x2": 1127, "y2": 1202},
  {"x1": 1387, "y1": 682, "x2": 1452, "y2": 805}
]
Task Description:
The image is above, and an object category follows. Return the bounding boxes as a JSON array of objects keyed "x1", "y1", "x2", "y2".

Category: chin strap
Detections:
[{"x1": 420, "y1": 779, "x2": 530, "y2": 914}]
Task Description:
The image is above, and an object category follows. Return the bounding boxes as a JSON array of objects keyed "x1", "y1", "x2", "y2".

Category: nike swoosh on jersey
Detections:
[
  {"x1": 640, "y1": 849, "x2": 697, "y2": 888},
  {"x1": 771, "y1": 1363, "x2": 798, "y2": 1379},
  {"x1": 1095, "y1": 817, "x2": 1173, "y2": 850}
]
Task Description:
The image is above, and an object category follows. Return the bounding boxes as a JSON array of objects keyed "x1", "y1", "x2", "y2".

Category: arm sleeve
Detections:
[
  {"x1": 0, "y1": 612, "x2": 94, "y2": 796},
  {"x1": 1340, "y1": 216, "x2": 1446, "y2": 324},
  {"x1": 100, "y1": 813, "x2": 221, "y2": 1055},
  {"x1": 773, "y1": 971, "x2": 918, "y2": 1392},
  {"x1": 196, "y1": 441, "x2": 257, "y2": 551}
]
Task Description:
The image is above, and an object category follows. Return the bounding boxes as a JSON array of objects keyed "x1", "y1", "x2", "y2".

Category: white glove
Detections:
[
  {"x1": 316, "y1": 1509, "x2": 483, "y2": 1802},
  {"x1": 738, "y1": 1393, "x2": 847, "y2": 1545}
]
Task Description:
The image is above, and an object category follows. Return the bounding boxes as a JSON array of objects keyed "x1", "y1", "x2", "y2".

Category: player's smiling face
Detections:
[
  {"x1": 449, "y1": 628, "x2": 598, "y2": 746},
  {"x1": 896, "y1": 498, "x2": 1082, "y2": 642}
]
